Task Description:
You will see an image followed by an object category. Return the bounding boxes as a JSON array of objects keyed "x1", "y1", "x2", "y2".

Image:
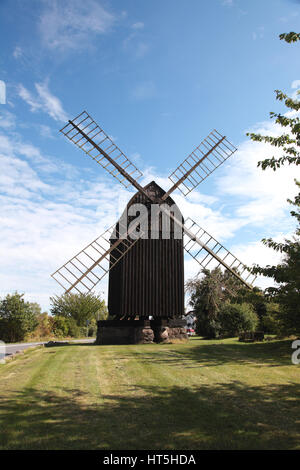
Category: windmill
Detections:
[{"x1": 51, "y1": 111, "x2": 256, "y2": 344}]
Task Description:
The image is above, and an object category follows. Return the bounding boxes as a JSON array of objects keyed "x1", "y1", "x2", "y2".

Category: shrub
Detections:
[
  {"x1": 261, "y1": 302, "x2": 282, "y2": 334},
  {"x1": 50, "y1": 316, "x2": 69, "y2": 338},
  {"x1": 50, "y1": 292, "x2": 108, "y2": 327},
  {"x1": 66, "y1": 317, "x2": 81, "y2": 337},
  {"x1": 195, "y1": 316, "x2": 221, "y2": 339},
  {"x1": 0, "y1": 293, "x2": 38, "y2": 343},
  {"x1": 219, "y1": 303, "x2": 258, "y2": 338},
  {"x1": 25, "y1": 312, "x2": 53, "y2": 341}
]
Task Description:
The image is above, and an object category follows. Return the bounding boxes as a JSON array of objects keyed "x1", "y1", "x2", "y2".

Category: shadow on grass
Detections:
[
  {"x1": 46, "y1": 338, "x2": 294, "y2": 369},
  {"x1": 105, "y1": 339, "x2": 295, "y2": 369},
  {"x1": 0, "y1": 378, "x2": 299, "y2": 450}
]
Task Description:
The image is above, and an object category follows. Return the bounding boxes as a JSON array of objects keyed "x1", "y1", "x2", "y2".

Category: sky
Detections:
[{"x1": 0, "y1": 0, "x2": 300, "y2": 311}]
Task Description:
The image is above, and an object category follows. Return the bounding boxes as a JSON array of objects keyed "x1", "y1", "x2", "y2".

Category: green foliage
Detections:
[
  {"x1": 245, "y1": 32, "x2": 300, "y2": 336},
  {"x1": 185, "y1": 267, "x2": 257, "y2": 338},
  {"x1": 219, "y1": 303, "x2": 258, "y2": 338},
  {"x1": 26, "y1": 312, "x2": 53, "y2": 341},
  {"x1": 186, "y1": 268, "x2": 282, "y2": 337},
  {"x1": 50, "y1": 316, "x2": 69, "y2": 338},
  {"x1": 186, "y1": 268, "x2": 226, "y2": 338},
  {"x1": 232, "y1": 285, "x2": 265, "y2": 310},
  {"x1": 50, "y1": 292, "x2": 108, "y2": 327},
  {"x1": 246, "y1": 92, "x2": 300, "y2": 170},
  {"x1": 279, "y1": 32, "x2": 300, "y2": 43},
  {"x1": 261, "y1": 303, "x2": 282, "y2": 335},
  {"x1": 28, "y1": 302, "x2": 42, "y2": 316},
  {"x1": 251, "y1": 185, "x2": 300, "y2": 335},
  {"x1": 0, "y1": 293, "x2": 38, "y2": 342},
  {"x1": 65, "y1": 317, "x2": 80, "y2": 337}
]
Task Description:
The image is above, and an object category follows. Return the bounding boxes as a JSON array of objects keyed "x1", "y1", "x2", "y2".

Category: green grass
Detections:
[{"x1": 0, "y1": 337, "x2": 299, "y2": 450}]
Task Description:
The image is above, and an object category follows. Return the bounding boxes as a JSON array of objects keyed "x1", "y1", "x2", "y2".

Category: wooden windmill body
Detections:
[
  {"x1": 108, "y1": 181, "x2": 184, "y2": 321},
  {"x1": 51, "y1": 111, "x2": 256, "y2": 344}
]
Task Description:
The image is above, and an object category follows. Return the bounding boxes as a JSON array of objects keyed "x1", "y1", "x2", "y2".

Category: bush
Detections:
[
  {"x1": 66, "y1": 317, "x2": 81, "y2": 337},
  {"x1": 0, "y1": 293, "x2": 38, "y2": 343},
  {"x1": 195, "y1": 316, "x2": 221, "y2": 339},
  {"x1": 25, "y1": 312, "x2": 54, "y2": 341},
  {"x1": 50, "y1": 316, "x2": 69, "y2": 338},
  {"x1": 219, "y1": 303, "x2": 258, "y2": 338},
  {"x1": 50, "y1": 292, "x2": 108, "y2": 327},
  {"x1": 261, "y1": 302, "x2": 282, "y2": 334}
]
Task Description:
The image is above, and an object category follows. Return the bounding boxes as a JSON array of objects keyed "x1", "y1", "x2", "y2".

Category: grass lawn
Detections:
[{"x1": 0, "y1": 337, "x2": 299, "y2": 450}]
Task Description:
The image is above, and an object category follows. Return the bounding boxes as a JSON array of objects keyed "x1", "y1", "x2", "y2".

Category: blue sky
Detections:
[{"x1": 0, "y1": 0, "x2": 299, "y2": 311}]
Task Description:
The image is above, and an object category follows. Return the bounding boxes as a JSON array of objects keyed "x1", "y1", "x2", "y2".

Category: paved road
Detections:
[{"x1": 3, "y1": 338, "x2": 95, "y2": 357}]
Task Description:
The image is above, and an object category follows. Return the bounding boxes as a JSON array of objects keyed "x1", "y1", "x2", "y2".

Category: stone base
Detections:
[
  {"x1": 95, "y1": 319, "x2": 188, "y2": 345},
  {"x1": 152, "y1": 318, "x2": 187, "y2": 343},
  {"x1": 153, "y1": 326, "x2": 188, "y2": 343}
]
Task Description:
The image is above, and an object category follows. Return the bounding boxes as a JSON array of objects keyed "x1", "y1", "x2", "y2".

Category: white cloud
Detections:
[
  {"x1": 231, "y1": 235, "x2": 290, "y2": 290},
  {"x1": 291, "y1": 80, "x2": 300, "y2": 100},
  {"x1": 35, "y1": 82, "x2": 68, "y2": 122},
  {"x1": 0, "y1": 111, "x2": 15, "y2": 129},
  {"x1": 1, "y1": 108, "x2": 297, "y2": 311},
  {"x1": 123, "y1": 20, "x2": 149, "y2": 59},
  {"x1": 217, "y1": 118, "x2": 298, "y2": 233},
  {"x1": 18, "y1": 84, "x2": 41, "y2": 113},
  {"x1": 18, "y1": 82, "x2": 68, "y2": 122},
  {"x1": 0, "y1": 127, "x2": 127, "y2": 310},
  {"x1": 39, "y1": 0, "x2": 115, "y2": 51},
  {"x1": 291, "y1": 80, "x2": 300, "y2": 89}
]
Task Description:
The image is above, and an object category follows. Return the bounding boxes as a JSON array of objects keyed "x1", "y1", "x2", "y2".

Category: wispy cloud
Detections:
[
  {"x1": 38, "y1": 0, "x2": 115, "y2": 51},
  {"x1": 123, "y1": 21, "x2": 149, "y2": 59},
  {"x1": 131, "y1": 81, "x2": 156, "y2": 100},
  {"x1": 18, "y1": 81, "x2": 68, "y2": 122},
  {"x1": 252, "y1": 26, "x2": 265, "y2": 40},
  {"x1": 222, "y1": 0, "x2": 234, "y2": 6},
  {"x1": 0, "y1": 111, "x2": 16, "y2": 129},
  {"x1": 131, "y1": 22, "x2": 144, "y2": 30},
  {"x1": 13, "y1": 46, "x2": 22, "y2": 59},
  {"x1": 18, "y1": 85, "x2": 41, "y2": 112}
]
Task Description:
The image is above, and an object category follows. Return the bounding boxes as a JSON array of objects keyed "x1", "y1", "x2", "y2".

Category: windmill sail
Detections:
[
  {"x1": 51, "y1": 223, "x2": 141, "y2": 294},
  {"x1": 182, "y1": 218, "x2": 256, "y2": 288},
  {"x1": 163, "y1": 129, "x2": 237, "y2": 199},
  {"x1": 52, "y1": 113, "x2": 256, "y2": 295},
  {"x1": 60, "y1": 111, "x2": 143, "y2": 189}
]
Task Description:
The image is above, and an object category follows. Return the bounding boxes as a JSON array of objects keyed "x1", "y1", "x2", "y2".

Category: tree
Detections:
[
  {"x1": 219, "y1": 303, "x2": 258, "y2": 338},
  {"x1": 27, "y1": 312, "x2": 53, "y2": 340},
  {"x1": 0, "y1": 293, "x2": 38, "y2": 342},
  {"x1": 28, "y1": 302, "x2": 42, "y2": 316},
  {"x1": 246, "y1": 32, "x2": 300, "y2": 336},
  {"x1": 50, "y1": 292, "x2": 108, "y2": 327},
  {"x1": 230, "y1": 285, "x2": 268, "y2": 329},
  {"x1": 251, "y1": 187, "x2": 300, "y2": 333},
  {"x1": 50, "y1": 315, "x2": 70, "y2": 338},
  {"x1": 261, "y1": 302, "x2": 282, "y2": 335},
  {"x1": 186, "y1": 267, "x2": 279, "y2": 337},
  {"x1": 186, "y1": 268, "x2": 234, "y2": 338}
]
